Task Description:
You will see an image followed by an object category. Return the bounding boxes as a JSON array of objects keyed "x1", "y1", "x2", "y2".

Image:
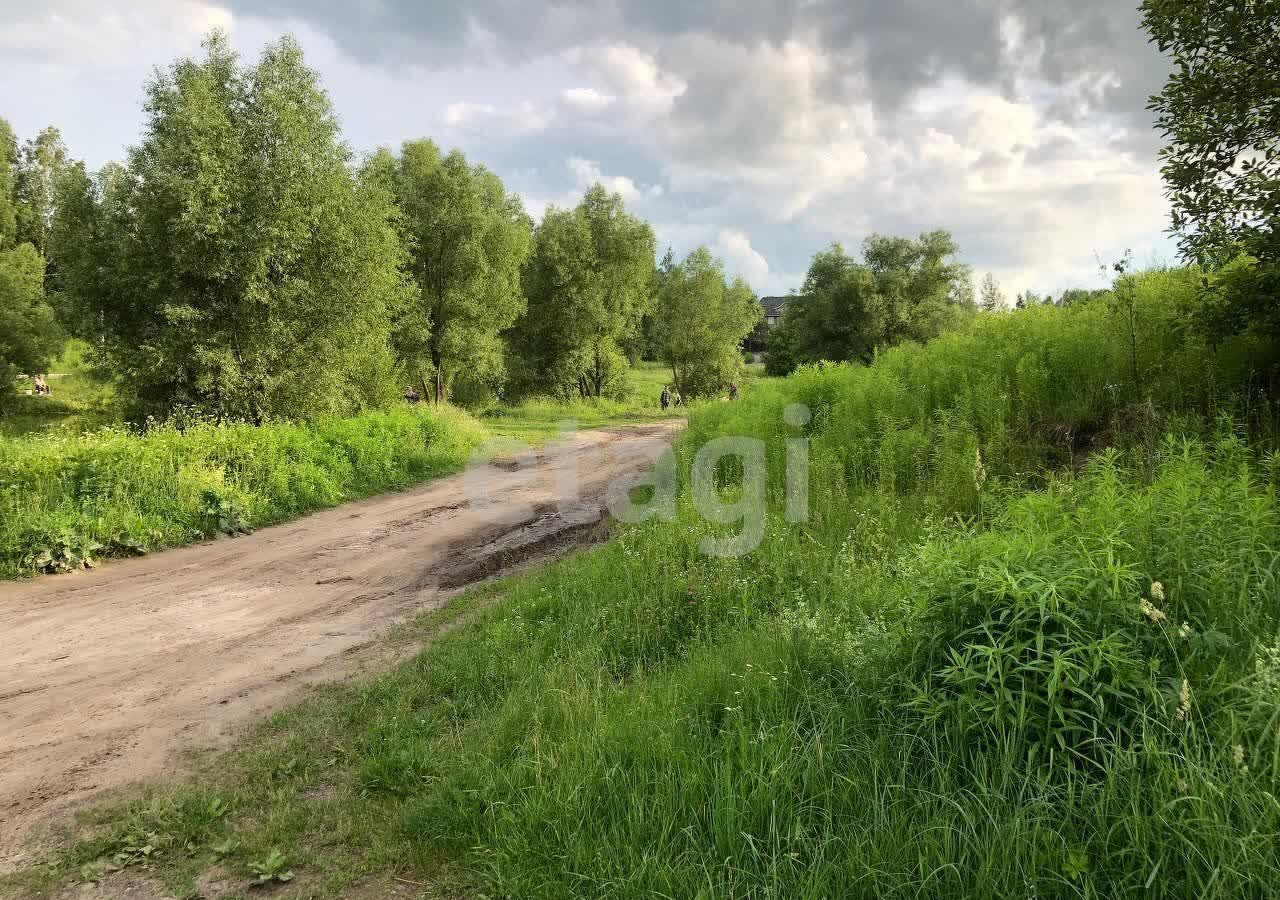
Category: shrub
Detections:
[{"x1": 0, "y1": 405, "x2": 486, "y2": 577}]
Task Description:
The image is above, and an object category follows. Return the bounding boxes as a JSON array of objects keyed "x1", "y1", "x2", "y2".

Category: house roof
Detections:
[{"x1": 759, "y1": 295, "x2": 787, "y2": 317}]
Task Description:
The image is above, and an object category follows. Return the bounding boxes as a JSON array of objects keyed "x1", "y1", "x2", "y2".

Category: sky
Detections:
[{"x1": 0, "y1": 0, "x2": 1179, "y2": 299}]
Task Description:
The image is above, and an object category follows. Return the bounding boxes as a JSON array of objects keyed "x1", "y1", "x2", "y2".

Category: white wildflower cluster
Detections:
[
  {"x1": 723, "y1": 662, "x2": 782, "y2": 715},
  {"x1": 973, "y1": 447, "x2": 988, "y2": 494},
  {"x1": 779, "y1": 599, "x2": 889, "y2": 670},
  {"x1": 1176, "y1": 678, "x2": 1192, "y2": 722},
  {"x1": 1139, "y1": 598, "x2": 1167, "y2": 625},
  {"x1": 1139, "y1": 582, "x2": 1169, "y2": 625},
  {"x1": 1252, "y1": 641, "x2": 1280, "y2": 697}
]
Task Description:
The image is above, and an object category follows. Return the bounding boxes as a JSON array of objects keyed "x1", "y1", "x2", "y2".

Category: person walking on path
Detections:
[
  {"x1": 728, "y1": 382, "x2": 739, "y2": 401},
  {"x1": 660, "y1": 385, "x2": 671, "y2": 411}
]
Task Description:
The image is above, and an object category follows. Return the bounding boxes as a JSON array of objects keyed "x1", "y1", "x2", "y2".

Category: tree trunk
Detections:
[{"x1": 431, "y1": 349, "x2": 445, "y2": 405}]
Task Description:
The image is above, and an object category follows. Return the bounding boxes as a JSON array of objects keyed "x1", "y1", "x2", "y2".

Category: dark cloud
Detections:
[{"x1": 224, "y1": 0, "x2": 1167, "y2": 131}]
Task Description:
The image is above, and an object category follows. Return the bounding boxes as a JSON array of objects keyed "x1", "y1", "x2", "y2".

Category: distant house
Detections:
[
  {"x1": 743, "y1": 295, "x2": 790, "y2": 356},
  {"x1": 760, "y1": 296, "x2": 787, "y2": 326}
]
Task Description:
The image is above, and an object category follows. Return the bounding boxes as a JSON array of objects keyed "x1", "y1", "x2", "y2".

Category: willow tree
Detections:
[
  {"x1": 518, "y1": 184, "x2": 656, "y2": 399},
  {"x1": 653, "y1": 247, "x2": 759, "y2": 398},
  {"x1": 368, "y1": 140, "x2": 531, "y2": 403},
  {"x1": 54, "y1": 31, "x2": 407, "y2": 421}
]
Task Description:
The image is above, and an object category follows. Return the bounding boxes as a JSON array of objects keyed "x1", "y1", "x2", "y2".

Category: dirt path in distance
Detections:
[{"x1": 0, "y1": 422, "x2": 679, "y2": 869}]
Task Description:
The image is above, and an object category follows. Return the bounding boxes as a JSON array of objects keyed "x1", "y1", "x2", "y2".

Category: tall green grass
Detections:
[
  {"x1": 10, "y1": 268, "x2": 1280, "y2": 899},
  {"x1": 0, "y1": 405, "x2": 487, "y2": 577}
]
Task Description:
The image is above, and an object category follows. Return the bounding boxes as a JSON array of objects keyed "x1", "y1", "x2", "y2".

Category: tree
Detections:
[
  {"x1": 0, "y1": 119, "x2": 16, "y2": 249},
  {"x1": 771, "y1": 231, "x2": 973, "y2": 372},
  {"x1": 1142, "y1": 0, "x2": 1280, "y2": 334},
  {"x1": 516, "y1": 205, "x2": 601, "y2": 399},
  {"x1": 979, "y1": 272, "x2": 1005, "y2": 311},
  {"x1": 0, "y1": 244, "x2": 61, "y2": 401},
  {"x1": 369, "y1": 139, "x2": 531, "y2": 403},
  {"x1": 862, "y1": 230, "x2": 974, "y2": 345},
  {"x1": 14, "y1": 126, "x2": 70, "y2": 257},
  {"x1": 782, "y1": 243, "x2": 878, "y2": 366},
  {"x1": 0, "y1": 117, "x2": 63, "y2": 409},
  {"x1": 517, "y1": 184, "x2": 655, "y2": 399},
  {"x1": 652, "y1": 247, "x2": 759, "y2": 398},
  {"x1": 53, "y1": 31, "x2": 408, "y2": 422},
  {"x1": 625, "y1": 246, "x2": 675, "y2": 363}
]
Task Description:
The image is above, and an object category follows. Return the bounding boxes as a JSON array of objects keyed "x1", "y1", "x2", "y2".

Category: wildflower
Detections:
[
  {"x1": 973, "y1": 447, "x2": 988, "y2": 494},
  {"x1": 1179, "y1": 621, "x2": 1193, "y2": 639},
  {"x1": 1175, "y1": 678, "x2": 1192, "y2": 721},
  {"x1": 1176, "y1": 777, "x2": 1189, "y2": 793},
  {"x1": 1139, "y1": 598, "x2": 1167, "y2": 624},
  {"x1": 1150, "y1": 582, "x2": 1165, "y2": 603},
  {"x1": 1233, "y1": 744, "x2": 1248, "y2": 773}
]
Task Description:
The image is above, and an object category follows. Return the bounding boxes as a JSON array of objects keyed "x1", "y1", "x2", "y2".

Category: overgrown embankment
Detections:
[
  {"x1": 9, "y1": 270, "x2": 1280, "y2": 899},
  {"x1": 0, "y1": 406, "x2": 488, "y2": 578}
]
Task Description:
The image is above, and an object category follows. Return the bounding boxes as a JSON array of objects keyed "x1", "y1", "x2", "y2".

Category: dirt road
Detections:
[{"x1": 0, "y1": 422, "x2": 678, "y2": 868}]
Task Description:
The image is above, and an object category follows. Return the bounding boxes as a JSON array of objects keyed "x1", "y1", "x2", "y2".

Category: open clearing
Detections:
[{"x1": 0, "y1": 422, "x2": 678, "y2": 869}]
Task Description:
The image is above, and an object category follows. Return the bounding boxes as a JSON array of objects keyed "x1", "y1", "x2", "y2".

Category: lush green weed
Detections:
[{"x1": 0, "y1": 405, "x2": 487, "y2": 578}]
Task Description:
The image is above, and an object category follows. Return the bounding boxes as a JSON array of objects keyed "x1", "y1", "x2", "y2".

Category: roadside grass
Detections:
[
  {"x1": 0, "y1": 404, "x2": 489, "y2": 579},
  {"x1": 8, "y1": 431, "x2": 1280, "y2": 899},
  {"x1": 9, "y1": 272, "x2": 1280, "y2": 898}
]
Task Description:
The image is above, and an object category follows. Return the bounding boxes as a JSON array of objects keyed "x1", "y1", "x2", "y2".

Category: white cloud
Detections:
[
  {"x1": 567, "y1": 157, "x2": 661, "y2": 203},
  {"x1": 566, "y1": 43, "x2": 686, "y2": 116},
  {"x1": 441, "y1": 99, "x2": 550, "y2": 134},
  {"x1": 716, "y1": 229, "x2": 771, "y2": 284},
  {"x1": 560, "y1": 86, "x2": 615, "y2": 113},
  {"x1": 0, "y1": 1, "x2": 232, "y2": 67}
]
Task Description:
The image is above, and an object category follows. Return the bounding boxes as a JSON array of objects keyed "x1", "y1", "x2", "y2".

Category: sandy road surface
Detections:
[{"x1": 0, "y1": 422, "x2": 678, "y2": 868}]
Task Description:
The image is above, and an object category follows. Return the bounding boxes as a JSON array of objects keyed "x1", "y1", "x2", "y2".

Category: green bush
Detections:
[{"x1": 0, "y1": 405, "x2": 486, "y2": 577}]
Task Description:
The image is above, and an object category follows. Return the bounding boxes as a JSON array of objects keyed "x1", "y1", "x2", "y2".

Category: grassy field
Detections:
[
  {"x1": 475, "y1": 360, "x2": 765, "y2": 443},
  {"x1": 8, "y1": 268, "x2": 1280, "y2": 898}
]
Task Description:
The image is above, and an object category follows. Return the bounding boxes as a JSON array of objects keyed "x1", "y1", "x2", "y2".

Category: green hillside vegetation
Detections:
[{"x1": 11, "y1": 266, "x2": 1280, "y2": 898}]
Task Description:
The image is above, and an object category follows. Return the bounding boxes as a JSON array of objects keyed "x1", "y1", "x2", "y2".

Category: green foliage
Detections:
[
  {"x1": 51, "y1": 31, "x2": 408, "y2": 422},
  {"x1": 367, "y1": 139, "x2": 531, "y2": 404},
  {"x1": 0, "y1": 405, "x2": 487, "y2": 578},
  {"x1": 516, "y1": 184, "x2": 656, "y2": 400},
  {"x1": 772, "y1": 231, "x2": 974, "y2": 373},
  {"x1": 652, "y1": 247, "x2": 759, "y2": 398},
  {"x1": 1142, "y1": 0, "x2": 1280, "y2": 337},
  {"x1": 248, "y1": 849, "x2": 294, "y2": 885},
  {"x1": 0, "y1": 118, "x2": 17, "y2": 249},
  {"x1": 0, "y1": 243, "x2": 62, "y2": 407},
  {"x1": 0, "y1": 118, "x2": 64, "y2": 409},
  {"x1": 13, "y1": 126, "x2": 70, "y2": 257}
]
